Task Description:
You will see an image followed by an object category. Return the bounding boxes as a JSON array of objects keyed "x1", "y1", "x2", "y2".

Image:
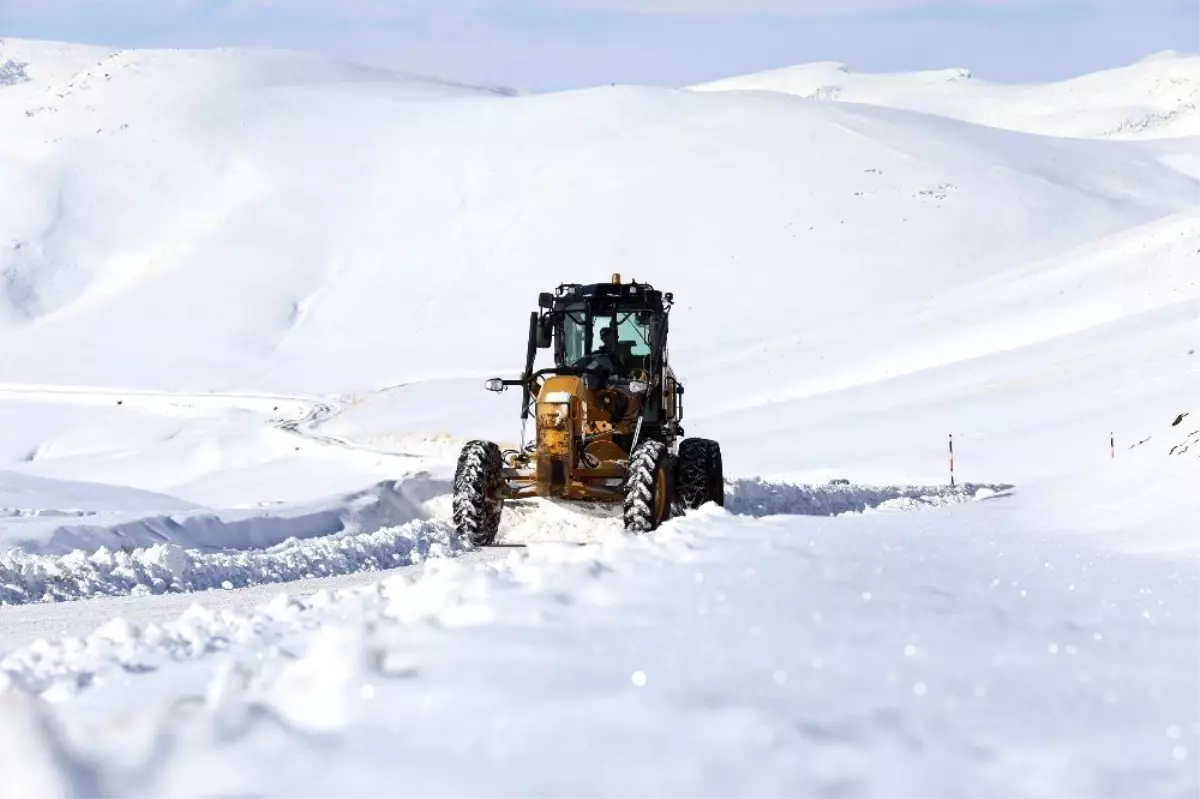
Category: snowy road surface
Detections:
[{"x1": 0, "y1": 547, "x2": 508, "y2": 651}]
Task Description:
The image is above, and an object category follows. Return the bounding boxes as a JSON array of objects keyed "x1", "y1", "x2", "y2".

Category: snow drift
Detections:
[
  {"x1": 0, "y1": 516, "x2": 461, "y2": 606},
  {"x1": 0, "y1": 472, "x2": 447, "y2": 556},
  {"x1": 724, "y1": 479, "x2": 1009, "y2": 517}
]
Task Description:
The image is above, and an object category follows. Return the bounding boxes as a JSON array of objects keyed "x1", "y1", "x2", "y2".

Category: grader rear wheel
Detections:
[{"x1": 676, "y1": 438, "x2": 725, "y2": 510}]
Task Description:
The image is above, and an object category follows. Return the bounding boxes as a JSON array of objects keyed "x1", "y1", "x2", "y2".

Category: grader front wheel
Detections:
[
  {"x1": 623, "y1": 440, "x2": 674, "y2": 532},
  {"x1": 452, "y1": 440, "x2": 505, "y2": 546}
]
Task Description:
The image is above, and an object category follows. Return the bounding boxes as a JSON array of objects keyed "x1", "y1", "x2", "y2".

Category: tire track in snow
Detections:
[{"x1": 269, "y1": 389, "x2": 425, "y2": 459}]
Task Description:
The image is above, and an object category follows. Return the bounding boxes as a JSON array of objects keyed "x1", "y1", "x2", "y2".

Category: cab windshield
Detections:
[{"x1": 562, "y1": 306, "x2": 652, "y2": 373}]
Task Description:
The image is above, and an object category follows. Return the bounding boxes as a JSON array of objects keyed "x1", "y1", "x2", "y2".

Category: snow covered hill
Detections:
[
  {"x1": 0, "y1": 39, "x2": 1196, "y2": 796},
  {"x1": 3, "y1": 44, "x2": 1190, "y2": 392},
  {"x1": 691, "y1": 50, "x2": 1200, "y2": 140},
  {"x1": 1, "y1": 39, "x2": 1195, "y2": 515}
]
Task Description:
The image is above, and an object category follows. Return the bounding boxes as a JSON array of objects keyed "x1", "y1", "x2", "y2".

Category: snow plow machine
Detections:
[{"x1": 452, "y1": 274, "x2": 724, "y2": 545}]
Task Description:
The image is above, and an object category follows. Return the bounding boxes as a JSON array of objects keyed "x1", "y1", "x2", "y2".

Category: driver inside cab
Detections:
[
  {"x1": 596, "y1": 324, "x2": 638, "y2": 373},
  {"x1": 596, "y1": 324, "x2": 616, "y2": 356},
  {"x1": 586, "y1": 325, "x2": 620, "y2": 373}
]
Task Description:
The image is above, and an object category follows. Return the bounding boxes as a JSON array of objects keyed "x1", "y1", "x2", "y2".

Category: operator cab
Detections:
[
  {"x1": 541, "y1": 275, "x2": 672, "y2": 385},
  {"x1": 562, "y1": 304, "x2": 652, "y2": 377},
  {"x1": 483, "y1": 273, "x2": 685, "y2": 458}
]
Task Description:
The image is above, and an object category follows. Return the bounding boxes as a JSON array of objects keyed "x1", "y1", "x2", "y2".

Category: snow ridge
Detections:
[
  {"x1": 0, "y1": 480, "x2": 1010, "y2": 607},
  {"x1": 0, "y1": 536, "x2": 527, "y2": 699},
  {"x1": 725, "y1": 479, "x2": 1009, "y2": 517},
  {"x1": 691, "y1": 54, "x2": 1200, "y2": 139},
  {"x1": 0, "y1": 518, "x2": 463, "y2": 606}
]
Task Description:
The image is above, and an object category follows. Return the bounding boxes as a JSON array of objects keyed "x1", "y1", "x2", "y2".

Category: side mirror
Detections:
[
  {"x1": 485, "y1": 378, "x2": 506, "y2": 392},
  {"x1": 538, "y1": 292, "x2": 553, "y2": 309},
  {"x1": 536, "y1": 317, "x2": 552, "y2": 348}
]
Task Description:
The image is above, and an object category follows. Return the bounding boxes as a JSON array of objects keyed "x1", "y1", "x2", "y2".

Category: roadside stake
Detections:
[{"x1": 949, "y1": 434, "x2": 955, "y2": 487}]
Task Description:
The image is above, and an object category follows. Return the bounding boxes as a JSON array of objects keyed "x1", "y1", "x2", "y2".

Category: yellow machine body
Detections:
[{"x1": 502, "y1": 372, "x2": 677, "y2": 501}]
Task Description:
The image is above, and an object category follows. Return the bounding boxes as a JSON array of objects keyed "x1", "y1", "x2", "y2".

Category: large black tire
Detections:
[
  {"x1": 452, "y1": 440, "x2": 504, "y2": 546},
  {"x1": 623, "y1": 440, "x2": 674, "y2": 533},
  {"x1": 676, "y1": 438, "x2": 725, "y2": 510}
]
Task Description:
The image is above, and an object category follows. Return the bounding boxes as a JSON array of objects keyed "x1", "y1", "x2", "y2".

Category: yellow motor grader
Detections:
[{"x1": 452, "y1": 275, "x2": 723, "y2": 545}]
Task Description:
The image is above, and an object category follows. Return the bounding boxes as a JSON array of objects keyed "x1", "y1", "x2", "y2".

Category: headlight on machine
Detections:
[{"x1": 629, "y1": 380, "x2": 648, "y2": 394}]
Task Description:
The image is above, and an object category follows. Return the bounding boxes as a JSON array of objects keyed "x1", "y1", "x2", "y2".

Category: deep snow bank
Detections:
[
  {"x1": 0, "y1": 474, "x2": 448, "y2": 556},
  {"x1": 0, "y1": 515, "x2": 462, "y2": 607},
  {"x1": 725, "y1": 479, "x2": 1009, "y2": 517},
  {"x1": 0, "y1": 479, "x2": 999, "y2": 606}
]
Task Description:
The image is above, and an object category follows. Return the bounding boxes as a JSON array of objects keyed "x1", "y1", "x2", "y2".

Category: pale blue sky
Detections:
[{"x1": 2, "y1": 1, "x2": 1197, "y2": 91}]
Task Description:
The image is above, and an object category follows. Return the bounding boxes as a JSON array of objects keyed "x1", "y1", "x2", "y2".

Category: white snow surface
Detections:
[
  {"x1": 0, "y1": 39, "x2": 1197, "y2": 796},
  {"x1": 2, "y1": 500, "x2": 1197, "y2": 796}
]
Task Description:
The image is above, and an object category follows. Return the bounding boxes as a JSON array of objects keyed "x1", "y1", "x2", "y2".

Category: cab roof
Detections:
[{"x1": 544, "y1": 280, "x2": 671, "y2": 313}]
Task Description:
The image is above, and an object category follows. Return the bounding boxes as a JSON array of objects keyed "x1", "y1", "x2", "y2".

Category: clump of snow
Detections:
[
  {"x1": 0, "y1": 678, "x2": 103, "y2": 796},
  {"x1": 258, "y1": 623, "x2": 371, "y2": 734}
]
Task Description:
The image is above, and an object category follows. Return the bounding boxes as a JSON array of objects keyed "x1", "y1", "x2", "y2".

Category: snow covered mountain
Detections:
[
  {"x1": 0, "y1": 40, "x2": 1196, "y2": 796},
  {"x1": 691, "y1": 50, "x2": 1200, "y2": 140},
  {"x1": 0, "y1": 40, "x2": 1195, "y2": 503}
]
